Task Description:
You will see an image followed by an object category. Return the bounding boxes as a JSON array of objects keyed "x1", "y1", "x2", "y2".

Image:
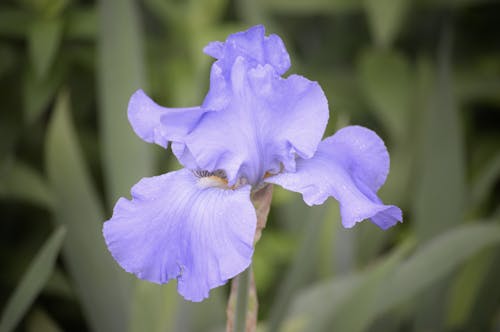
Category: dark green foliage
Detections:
[{"x1": 0, "y1": 0, "x2": 499, "y2": 331}]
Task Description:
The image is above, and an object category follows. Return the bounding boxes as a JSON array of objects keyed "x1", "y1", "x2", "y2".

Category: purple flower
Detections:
[{"x1": 103, "y1": 25, "x2": 402, "y2": 302}]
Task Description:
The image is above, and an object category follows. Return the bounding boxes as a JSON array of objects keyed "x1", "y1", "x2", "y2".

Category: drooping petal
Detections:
[
  {"x1": 186, "y1": 57, "x2": 329, "y2": 185},
  {"x1": 266, "y1": 126, "x2": 402, "y2": 230},
  {"x1": 127, "y1": 89, "x2": 206, "y2": 148},
  {"x1": 103, "y1": 168, "x2": 256, "y2": 301}
]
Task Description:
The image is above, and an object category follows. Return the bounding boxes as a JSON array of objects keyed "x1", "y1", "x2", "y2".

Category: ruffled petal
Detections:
[
  {"x1": 103, "y1": 169, "x2": 256, "y2": 301},
  {"x1": 127, "y1": 89, "x2": 206, "y2": 148},
  {"x1": 266, "y1": 126, "x2": 402, "y2": 230},
  {"x1": 186, "y1": 57, "x2": 329, "y2": 185},
  {"x1": 203, "y1": 25, "x2": 290, "y2": 77},
  {"x1": 202, "y1": 25, "x2": 291, "y2": 111}
]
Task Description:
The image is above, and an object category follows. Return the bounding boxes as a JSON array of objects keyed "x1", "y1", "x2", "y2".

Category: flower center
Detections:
[
  {"x1": 194, "y1": 170, "x2": 231, "y2": 189},
  {"x1": 198, "y1": 175, "x2": 229, "y2": 189},
  {"x1": 194, "y1": 169, "x2": 272, "y2": 190}
]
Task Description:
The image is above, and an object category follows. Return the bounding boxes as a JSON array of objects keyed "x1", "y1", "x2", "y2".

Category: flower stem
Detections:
[
  {"x1": 227, "y1": 267, "x2": 256, "y2": 332},
  {"x1": 227, "y1": 185, "x2": 272, "y2": 332},
  {"x1": 233, "y1": 267, "x2": 251, "y2": 332}
]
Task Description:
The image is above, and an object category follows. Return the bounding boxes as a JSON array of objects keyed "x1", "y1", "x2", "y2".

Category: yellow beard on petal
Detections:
[{"x1": 197, "y1": 175, "x2": 229, "y2": 189}]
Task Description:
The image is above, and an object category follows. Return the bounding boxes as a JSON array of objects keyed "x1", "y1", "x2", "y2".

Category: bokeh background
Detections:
[{"x1": 1, "y1": 0, "x2": 500, "y2": 331}]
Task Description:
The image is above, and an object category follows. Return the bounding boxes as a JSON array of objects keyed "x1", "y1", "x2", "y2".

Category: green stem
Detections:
[{"x1": 233, "y1": 266, "x2": 251, "y2": 332}]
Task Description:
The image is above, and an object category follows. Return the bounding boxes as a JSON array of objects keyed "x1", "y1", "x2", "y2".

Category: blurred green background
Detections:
[{"x1": 1, "y1": 0, "x2": 500, "y2": 331}]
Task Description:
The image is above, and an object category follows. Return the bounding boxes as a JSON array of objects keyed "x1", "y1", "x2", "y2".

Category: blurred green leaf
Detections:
[
  {"x1": 382, "y1": 224, "x2": 500, "y2": 312},
  {"x1": 24, "y1": 58, "x2": 65, "y2": 124},
  {"x1": 18, "y1": 0, "x2": 69, "y2": 18},
  {"x1": 0, "y1": 226, "x2": 65, "y2": 332},
  {"x1": 470, "y1": 151, "x2": 500, "y2": 209},
  {"x1": 463, "y1": 246, "x2": 500, "y2": 329},
  {"x1": 0, "y1": 160, "x2": 54, "y2": 209},
  {"x1": 282, "y1": 237, "x2": 413, "y2": 332},
  {"x1": 416, "y1": 0, "x2": 494, "y2": 7},
  {"x1": 282, "y1": 274, "x2": 361, "y2": 332},
  {"x1": 0, "y1": 8, "x2": 97, "y2": 39},
  {"x1": 43, "y1": 268, "x2": 74, "y2": 299},
  {"x1": 255, "y1": 0, "x2": 362, "y2": 14},
  {"x1": 174, "y1": 291, "x2": 226, "y2": 332},
  {"x1": 253, "y1": 231, "x2": 295, "y2": 294},
  {"x1": 26, "y1": 308, "x2": 62, "y2": 332},
  {"x1": 130, "y1": 275, "x2": 227, "y2": 332},
  {"x1": 28, "y1": 18, "x2": 63, "y2": 80},
  {"x1": 129, "y1": 282, "x2": 178, "y2": 332},
  {"x1": 267, "y1": 204, "x2": 328, "y2": 331},
  {"x1": 330, "y1": 205, "x2": 356, "y2": 275},
  {"x1": 362, "y1": 0, "x2": 410, "y2": 47},
  {"x1": 455, "y1": 56, "x2": 500, "y2": 104},
  {"x1": 97, "y1": 0, "x2": 153, "y2": 204},
  {"x1": 445, "y1": 247, "x2": 495, "y2": 329},
  {"x1": 65, "y1": 8, "x2": 97, "y2": 40},
  {"x1": 0, "y1": 43, "x2": 16, "y2": 79},
  {"x1": 413, "y1": 31, "x2": 465, "y2": 239},
  {"x1": 283, "y1": 223, "x2": 500, "y2": 332},
  {"x1": 45, "y1": 91, "x2": 130, "y2": 332},
  {"x1": 412, "y1": 26, "x2": 465, "y2": 329},
  {"x1": 357, "y1": 49, "x2": 413, "y2": 140},
  {"x1": 353, "y1": 220, "x2": 388, "y2": 266},
  {"x1": 0, "y1": 9, "x2": 32, "y2": 38},
  {"x1": 255, "y1": 0, "x2": 486, "y2": 15},
  {"x1": 326, "y1": 239, "x2": 415, "y2": 332}
]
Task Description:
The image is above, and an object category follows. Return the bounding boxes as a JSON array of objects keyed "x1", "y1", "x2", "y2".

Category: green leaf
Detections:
[
  {"x1": 413, "y1": 31, "x2": 465, "y2": 239},
  {"x1": 255, "y1": 0, "x2": 362, "y2": 14},
  {"x1": 412, "y1": 27, "x2": 465, "y2": 328},
  {"x1": 65, "y1": 8, "x2": 97, "y2": 40},
  {"x1": 470, "y1": 151, "x2": 500, "y2": 209},
  {"x1": 416, "y1": 0, "x2": 493, "y2": 8},
  {"x1": 18, "y1": 0, "x2": 69, "y2": 18},
  {"x1": 445, "y1": 248, "x2": 495, "y2": 329},
  {"x1": 249, "y1": 0, "x2": 486, "y2": 15},
  {"x1": 0, "y1": 43, "x2": 16, "y2": 79},
  {"x1": 28, "y1": 18, "x2": 63, "y2": 80},
  {"x1": 0, "y1": 226, "x2": 66, "y2": 332},
  {"x1": 282, "y1": 237, "x2": 413, "y2": 332},
  {"x1": 24, "y1": 58, "x2": 65, "y2": 124},
  {"x1": 97, "y1": 0, "x2": 153, "y2": 204},
  {"x1": 283, "y1": 224, "x2": 500, "y2": 332},
  {"x1": 129, "y1": 282, "x2": 179, "y2": 332},
  {"x1": 45, "y1": 91, "x2": 131, "y2": 332},
  {"x1": 381, "y1": 224, "x2": 500, "y2": 313},
  {"x1": 363, "y1": 0, "x2": 410, "y2": 47},
  {"x1": 282, "y1": 274, "x2": 361, "y2": 332},
  {"x1": 26, "y1": 308, "x2": 63, "y2": 332},
  {"x1": 0, "y1": 9, "x2": 31, "y2": 38},
  {"x1": 267, "y1": 203, "x2": 329, "y2": 331},
  {"x1": 357, "y1": 48, "x2": 413, "y2": 140},
  {"x1": 0, "y1": 160, "x2": 54, "y2": 209}
]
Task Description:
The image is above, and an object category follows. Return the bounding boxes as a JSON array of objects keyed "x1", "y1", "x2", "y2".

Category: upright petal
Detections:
[
  {"x1": 103, "y1": 169, "x2": 256, "y2": 301},
  {"x1": 203, "y1": 25, "x2": 290, "y2": 76},
  {"x1": 186, "y1": 58, "x2": 329, "y2": 185},
  {"x1": 266, "y1": 126, "x2": 402, "y2": 230},
  {"x1": 128, "y1": 89, "x2": 206, "y2": 148},
  {"x1": 202, "y1": 25, "x2": 291, "y2": 111}
]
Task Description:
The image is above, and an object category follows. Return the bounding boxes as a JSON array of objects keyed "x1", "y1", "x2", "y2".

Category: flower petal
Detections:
[
  {"x1": 203, "y1": 25, "x2": 290, "y2": 77},
  {"x1": 266, "y1": 126, "x2": 402, "y2": 229},
  {"x1": 202, "y1": 25, "x2": 291, "y2": 111},
  {"x1": 103, "y1": 169, "x2": 256, "y2": 301},
  {"x1": 127, "y1": 89, "x2": 205, "y2": 148},
  {"x1": 186, "y1": 58, "x2": 329, "y2": 186}
]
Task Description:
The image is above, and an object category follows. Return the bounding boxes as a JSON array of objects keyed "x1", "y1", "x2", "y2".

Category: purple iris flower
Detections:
[{"x1": 103, "y1": 25, "x2": 402, "y2": 302}]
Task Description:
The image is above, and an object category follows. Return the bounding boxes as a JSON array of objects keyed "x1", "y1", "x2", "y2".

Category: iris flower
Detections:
[{"x1": 103, "y1": 25, "x2": 402, "y2": 302}]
